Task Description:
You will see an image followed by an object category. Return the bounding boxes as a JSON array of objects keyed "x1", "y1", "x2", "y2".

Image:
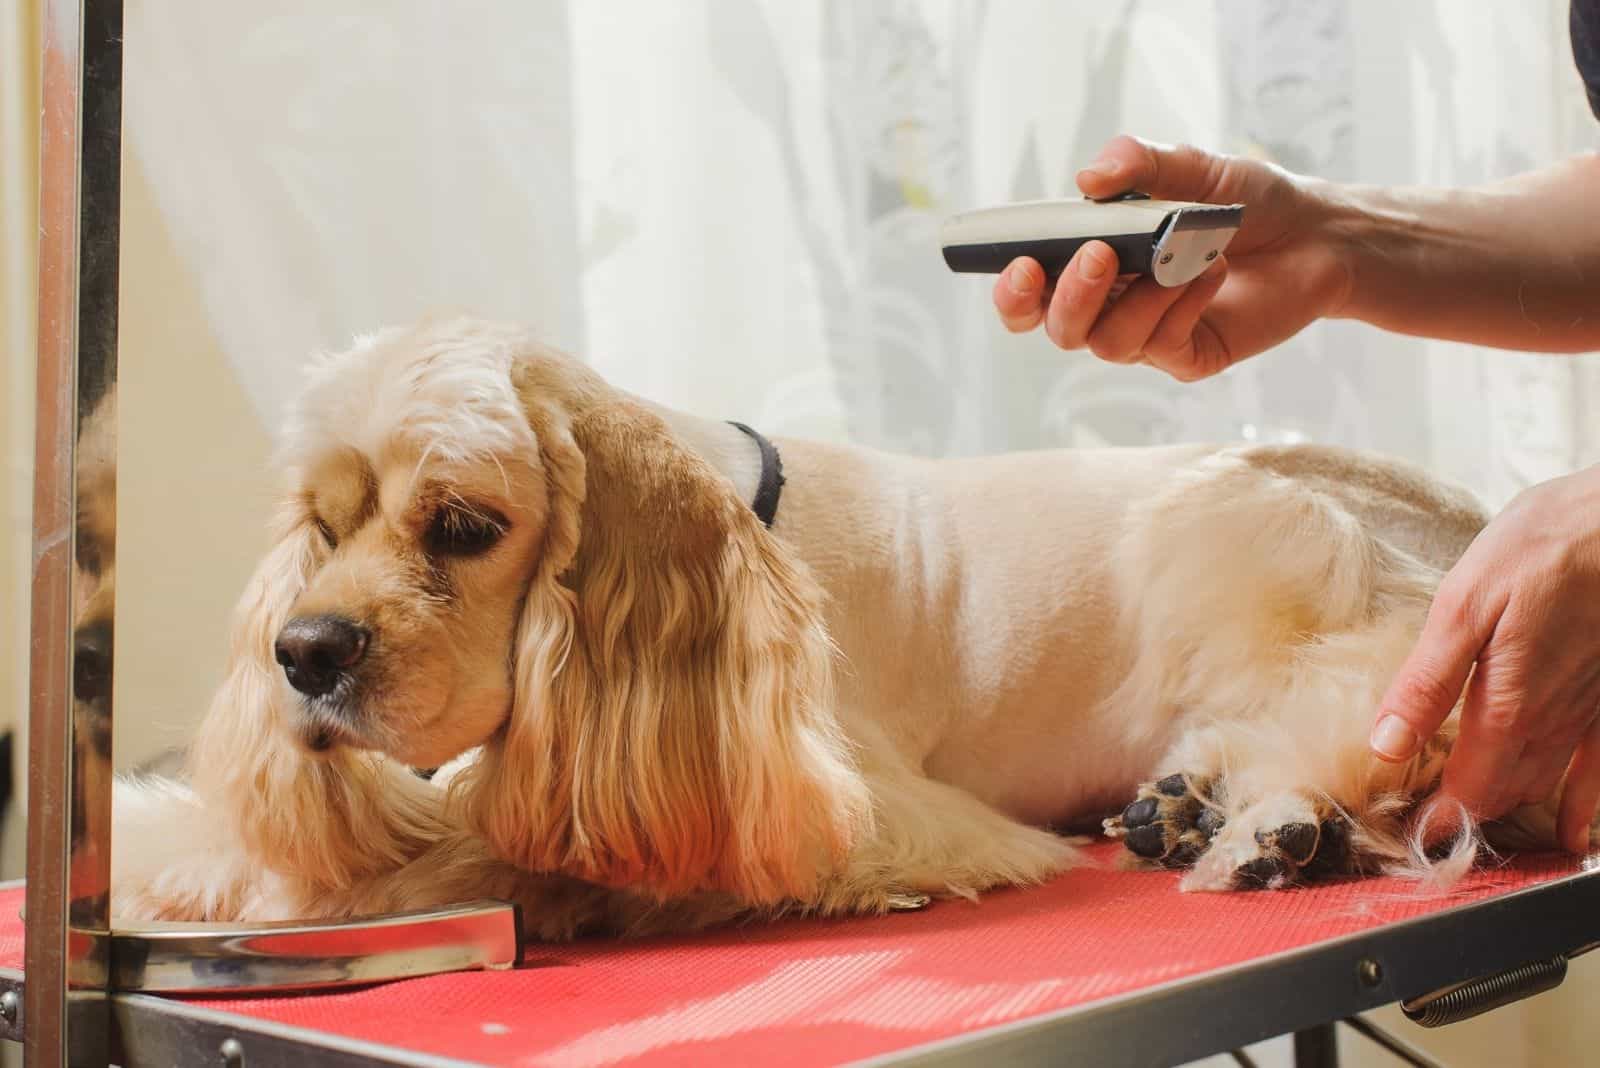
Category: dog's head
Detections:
[
  {"x1": 196, "y1": 318, "x2": 865, "y2": 902},
  {"x1": 263, "y1": 321, "x2": 556, "y2": 769}
]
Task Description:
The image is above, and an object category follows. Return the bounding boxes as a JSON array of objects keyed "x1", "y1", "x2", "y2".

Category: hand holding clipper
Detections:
[
  {"x1": 942, "y1": 192, "x2": 1244, "y2": 287},
  {"x1": 983, "y1": 136, "x2": 1357, "y2": 382}
]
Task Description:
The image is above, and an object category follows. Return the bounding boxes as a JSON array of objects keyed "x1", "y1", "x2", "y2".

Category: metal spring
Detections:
[{"x1": 1401, "y1": 954, "x2": 1568, "y2": 1028}]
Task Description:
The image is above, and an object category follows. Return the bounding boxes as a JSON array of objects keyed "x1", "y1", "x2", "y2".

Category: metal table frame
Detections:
[
  {"x1": 6, "y1": 863, "x2": 1600, "y2": 1066},
  {"x1": 21, "y1": 1, "x2": 1600, "y2": 1064}
]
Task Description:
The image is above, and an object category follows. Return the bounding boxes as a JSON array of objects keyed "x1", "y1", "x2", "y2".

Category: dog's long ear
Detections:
[
  {"x1": 457, "y1": 363, "x2": 868, "y2": 904},
  {"x1": 186, "y1": 499, "x2": 445, "y2": 895}
]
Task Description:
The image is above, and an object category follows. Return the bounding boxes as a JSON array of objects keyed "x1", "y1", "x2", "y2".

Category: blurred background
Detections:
[{"x1": 3, "y1": 2, "x2": 1599, "y2": 1064}]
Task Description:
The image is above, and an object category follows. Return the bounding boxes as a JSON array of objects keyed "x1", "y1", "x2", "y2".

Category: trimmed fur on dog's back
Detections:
[{"x1": 113, "y1": 318, "x2": 1563, "y2": 937}]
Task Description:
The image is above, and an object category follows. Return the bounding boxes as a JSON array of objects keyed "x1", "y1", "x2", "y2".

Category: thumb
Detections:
[
  {"x1": 1076, "y1": 135, "x2": 1241, "y2": 204},
  {"x1": 1371, "y1": 593, "x2": 1487, "y2": 762}
]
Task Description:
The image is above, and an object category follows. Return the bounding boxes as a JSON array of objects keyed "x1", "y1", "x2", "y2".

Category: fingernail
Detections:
[
  {"x1": 1370, "y1": 716, "x2": 1419, "y2": 761},
  {"x1": 1078, "y1": 245, "x2": 1110, "y2": 281},
  {"x1": 1007, "y1": 261, "x2": 1035, "y2": 295},
  {"x1": 1080, "y1": 159, "x2": 1122, "y2": 179}
]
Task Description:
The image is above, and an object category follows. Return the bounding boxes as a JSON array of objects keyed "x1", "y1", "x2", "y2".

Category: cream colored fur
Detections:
[{"x1": 113, "y1": 317, "x2": 1561, "y2": 936}]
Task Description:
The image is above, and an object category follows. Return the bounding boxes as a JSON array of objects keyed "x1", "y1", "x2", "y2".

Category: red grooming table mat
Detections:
[{"x1": 1, "y1": 846, "x2": 1586, "y2": 1066}]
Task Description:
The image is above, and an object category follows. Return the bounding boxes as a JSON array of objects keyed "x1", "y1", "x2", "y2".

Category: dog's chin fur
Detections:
[
  {"x1": 113, "y1": 316, "x2": 1582, "y2": 936},
  {"x1": 299, "y1": 683, "x2": 510, "y2": 770}
]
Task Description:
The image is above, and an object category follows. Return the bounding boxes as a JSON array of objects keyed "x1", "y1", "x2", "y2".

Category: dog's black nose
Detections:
[
  {"x1": 274, "y1": 615, "x2": 369, "y2": 697},
  {"x1": 73, "y1": 620, "x2": 113, "y2": 704}
]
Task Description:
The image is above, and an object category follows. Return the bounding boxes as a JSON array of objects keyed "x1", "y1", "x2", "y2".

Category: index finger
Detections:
[{"x1": 1076, "y1": 135, "x2": 1239, "y2": 203}]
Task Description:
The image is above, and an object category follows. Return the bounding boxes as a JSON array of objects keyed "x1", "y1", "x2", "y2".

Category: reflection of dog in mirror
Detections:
[
  {"x1": 113, "y1": 318, "x2": 1576, "y2": 934},
  {"x1": 65, "y1": 389, "x2": 117, "y2": 908},
  {"x1": 75, "y1": 392, "x2": 116, "y2": 755}
]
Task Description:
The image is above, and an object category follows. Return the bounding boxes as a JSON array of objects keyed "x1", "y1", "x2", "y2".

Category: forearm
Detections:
[{"x1": 1330, "y1": 153, "x2": 1600, "y2": 353}]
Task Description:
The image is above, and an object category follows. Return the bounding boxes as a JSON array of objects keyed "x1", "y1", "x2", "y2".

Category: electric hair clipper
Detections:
[{"x1": 940, "y1": 192, "x2": 1244, "y2": 287}]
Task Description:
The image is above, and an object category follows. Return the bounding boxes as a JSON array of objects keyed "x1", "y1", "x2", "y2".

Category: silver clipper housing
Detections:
[{"x1": 940, "y1": 193, "x2": 1245, "y2": 288}]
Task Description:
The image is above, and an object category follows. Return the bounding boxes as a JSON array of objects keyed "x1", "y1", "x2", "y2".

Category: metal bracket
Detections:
[{"x1": 105, "y1": 899, "x2": 522, "y2": 994}]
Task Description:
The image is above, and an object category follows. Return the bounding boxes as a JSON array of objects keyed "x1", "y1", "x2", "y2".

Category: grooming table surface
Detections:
[{"x1": 2, "y1": 846, "x2": 1593, "y2": 1066}]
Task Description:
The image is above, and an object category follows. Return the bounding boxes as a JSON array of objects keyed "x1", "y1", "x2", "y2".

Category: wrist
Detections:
[{"x1": 1318, "y1": 181, "x2": 1414, "y2": 325}]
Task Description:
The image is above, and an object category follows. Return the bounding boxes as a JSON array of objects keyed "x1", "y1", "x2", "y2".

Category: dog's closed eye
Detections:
[{"x1": 424, "y1": 504, "x2": 508, "y2": 558}]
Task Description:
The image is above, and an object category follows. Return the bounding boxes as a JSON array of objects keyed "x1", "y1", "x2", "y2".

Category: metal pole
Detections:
[
  {"x1": 1292, "y1": 1023, "x2": 1340, "y2": 1068},
  {"x1": 27, "y1": 0, "x2": 121, "y2": 1063}
]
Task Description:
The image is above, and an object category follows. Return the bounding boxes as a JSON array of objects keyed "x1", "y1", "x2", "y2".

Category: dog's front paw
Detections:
[
  {"x1": 1103, "y1": 773, "x2": 1221, "y2": 868},
  {"x1": 1107, "y1": 774, "x2": 1360, "y2": 889},
  {"x1": 1180, "y1": 799, "x2": 1354, "y2": 891}
]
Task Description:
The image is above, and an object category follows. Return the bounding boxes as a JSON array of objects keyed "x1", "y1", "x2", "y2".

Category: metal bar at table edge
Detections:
[
  {"x1": 0, "y1": 864, "x2": 1590, "y2": 1066},
  {"x1": 27, "y1": 0, "x2": 121, "y2": 1064},
  {"x1": 854, "y1": 861, "x2": 1600, "y2": 1068}
]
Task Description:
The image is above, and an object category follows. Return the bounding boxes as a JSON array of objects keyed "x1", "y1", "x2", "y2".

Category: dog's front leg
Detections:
[
  {"x1": 804, "y1": 755, "x2": 1083, "y2": 916},
  {"x1": 335, "y1": 828, "x2": 750, "y2": 941}
]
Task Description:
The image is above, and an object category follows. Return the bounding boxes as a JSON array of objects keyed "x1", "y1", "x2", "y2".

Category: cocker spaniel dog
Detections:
[{"x1": 114, "y1": 317, "x2": 1569, "y2": 937}]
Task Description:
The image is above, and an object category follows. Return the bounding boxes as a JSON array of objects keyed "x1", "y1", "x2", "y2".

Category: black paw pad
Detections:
[
  {"x1": 1235, "y1": 855, "x2": 1289, "y2": 887},
  {"x1": 1303, "y1": 817, "x2": 1353, "y2": 878},
  {"x1": 1124, "y1": 823, "x2": 1169, "y2": 859},
  {"x1": 1235, "y1": 815, "x2": 1355, "y2": 889},
  {"x1": 1255, "y1": 821, "x2": 1321, "y2": 866},
  {"x1": 1104, "y1": 773, "x2": 1214, "y2": 867},
  {"x1": 1155, "y1": 774, "x2": 1190, "y2": 797},
  {"x1": 1121, "y1": 797, "x2": 1159, "y2": 828},
  {"x1": 1196, "y1": 807, "x2": 1226, "y2": 839}
]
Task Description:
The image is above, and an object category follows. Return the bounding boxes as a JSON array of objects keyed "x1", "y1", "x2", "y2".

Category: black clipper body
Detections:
[{"x1": 941, "y1": 193, "x2": 1244, "y2": 287}]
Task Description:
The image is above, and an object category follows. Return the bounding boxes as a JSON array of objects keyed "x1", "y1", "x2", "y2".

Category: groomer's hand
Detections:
[
  {"x1": 992, "y1": 135, "x2": 1353, "y2": 381},
  {"x1": 1370, "y1": 464, "x2": 1600, "y2": 853}
]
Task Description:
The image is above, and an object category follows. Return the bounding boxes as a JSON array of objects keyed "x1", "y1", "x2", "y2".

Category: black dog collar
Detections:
[{"x1": 728, "y1": 422, "x2": 785, "y2": 529}]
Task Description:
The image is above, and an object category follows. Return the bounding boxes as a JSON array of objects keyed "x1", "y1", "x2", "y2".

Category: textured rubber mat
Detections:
[{"x1": 0, "y1": 846, "x2": 1584, "y2": 1066}]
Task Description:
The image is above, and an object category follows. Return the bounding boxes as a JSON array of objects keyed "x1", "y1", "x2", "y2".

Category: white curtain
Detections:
[{"x1": 125, "y1": 0, "x2": 1599, "y2": 508}]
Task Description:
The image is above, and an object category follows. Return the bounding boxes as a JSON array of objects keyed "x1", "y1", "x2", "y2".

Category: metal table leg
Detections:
[{"x1": 1292, "y1": 1023, "x2": 1338, "y2": 1068}]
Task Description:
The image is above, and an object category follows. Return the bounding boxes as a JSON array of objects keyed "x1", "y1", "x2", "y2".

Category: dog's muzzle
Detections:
[{"x1": 275, "y1": 614, "x2": 369, "y2": 698}]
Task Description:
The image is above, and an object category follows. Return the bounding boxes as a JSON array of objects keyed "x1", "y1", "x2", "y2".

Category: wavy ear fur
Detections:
[
  {"x1": 456, "y1": 357, "x2": 868, "y2": 904},
  {"x1": 187, "y1": 500, "x2": 446, "y2": 894}
]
